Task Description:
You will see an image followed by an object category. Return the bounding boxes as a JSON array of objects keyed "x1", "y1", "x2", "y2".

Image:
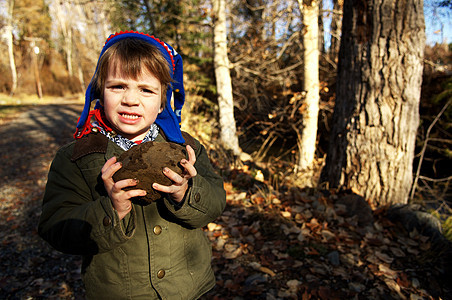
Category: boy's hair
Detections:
[{"x1": 93, "y1": 38, "x2": 172, "y2": 109}]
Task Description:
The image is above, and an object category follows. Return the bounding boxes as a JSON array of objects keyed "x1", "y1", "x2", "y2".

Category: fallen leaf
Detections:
[
  {"x1": 287, "y1": 279, "x2": 300, "y2": 292},
  {"x1": 224, "y1": 246, "x2": 242, "y2": 259},
  {"x1": 389, "y1": 246, "x2": 405, "y2": 257},
  {"x1": 384, "y1": 278, "x2": 405, "y2": 299},
  {"x1": 281, "y1": 211, "x2": 291, "y2": 218},
  {"x1": 259, "y1": 266, "x2": 276, "y2": 277},
  {"x1": 306, "y1": 247, "x2": 319, "y2": 256},
  {"x1": 375, "y1": 251, "x2": 394, "y2": 264},
  {"x1": 378, "y1": 264, "x2": 397, "y2": 279},
  {"x1": 207, "y1": 223, "x2": 221, "y2": 231},
  {"x1": 321, "y1": 229, "x2": 336, "y2": 241}
]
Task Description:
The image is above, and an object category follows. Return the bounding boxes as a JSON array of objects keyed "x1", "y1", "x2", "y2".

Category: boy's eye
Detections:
[
  {"x1": 110, "y1": 85, "x2": 124, "y2": 90},
  {"x1": 142, "y1": 88, "x2": 155, "y2": 94}
]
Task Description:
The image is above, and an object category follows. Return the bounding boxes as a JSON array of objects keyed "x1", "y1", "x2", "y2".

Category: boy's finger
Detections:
[
  {"x1": 162, "y1": 168, "x2": 184, "y2": 185},
  {"x1": 102, "y1": 161, "x2": 122, "y2": 180},
  {"x1": 115, "y1": 178, "x2": 139, "y2": 190},
  {"x1": 186, "y1": 145, "x2": 196, "y2": 165},
  {"x1": 125, "y1": 189, "x2": 147, "y2": 199},
  {"x1": 181, "y1": 159, "x2": 197, "y2": 177},
  {"x1": 152, "y1": 182, "x2": 171, "y2": 193},
  {"x1": 102, "y1": 156, "x2": 117, "y2": 172}
]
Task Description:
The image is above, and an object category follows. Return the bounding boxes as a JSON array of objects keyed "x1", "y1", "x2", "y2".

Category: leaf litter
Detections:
[{"x1": 0, "y1": 103, "x2": 451, "y2": 299}]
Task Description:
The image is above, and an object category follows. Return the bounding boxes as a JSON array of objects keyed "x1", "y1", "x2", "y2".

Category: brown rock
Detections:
[{"x1": 113, "y1": 141, "x2": 187, "y2": 203}]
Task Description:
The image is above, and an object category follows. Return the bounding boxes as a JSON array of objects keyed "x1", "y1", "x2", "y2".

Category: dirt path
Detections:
[{"x1": 0, "y1": 102, "x2": 86, "y2": 299}]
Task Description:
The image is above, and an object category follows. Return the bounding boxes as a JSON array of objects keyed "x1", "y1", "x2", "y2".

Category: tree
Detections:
[
  {"x1": 52, "y1": 0, "x2": 73, "y2": 76},
  {"x1": 49, "y1": 0, "x2": 112, "y2": 92},
  {"x1": 5, "y1": 0, "x2": 17, "y2": 95},
  {"x1": 13, "y1": 0, "x2": 51, "y2": 96},
  {"x1": 329, "y1": 0, "x2": 343, "y2": 63},
  {"x1": 14, "y1": 0, "x2": 51, "y2": 40},
  {"x1": 295, "y1": 0, "x2": 320, "y2": 177},
  {"x1": 437, "y1": 0, "x2": 452, "y2": 9},
  {"x1": 322, "y1": 0, "x2": 426, "y2": 206},
  {"x1": 226, "y1": 0, "x2": 311, "y2": 162},
  {"x1": 213, "y1": 0, "x2": 242, "y2": 156}
]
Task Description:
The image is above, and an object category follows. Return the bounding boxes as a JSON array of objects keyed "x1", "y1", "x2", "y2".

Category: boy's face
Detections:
[{"x1": 103, "y1": 64, "x2": 163, "y2": 141}]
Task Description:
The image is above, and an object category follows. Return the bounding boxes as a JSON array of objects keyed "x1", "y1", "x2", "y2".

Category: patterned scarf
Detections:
[
  {"x1": 93, "y1": 122, "x2": 159, "y2": 151},
  {"x1": 75, "y1": 106, "x2": 159, "y2": 151}
]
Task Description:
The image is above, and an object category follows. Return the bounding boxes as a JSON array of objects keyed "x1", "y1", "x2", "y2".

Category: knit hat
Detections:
[{"x1": 75, "y1": 31, "x2": 185, "y2": 144}]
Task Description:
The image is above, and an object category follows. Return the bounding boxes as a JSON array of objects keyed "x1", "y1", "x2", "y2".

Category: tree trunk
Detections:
[
  {"x1": 318, "y1": 0, "x2": 324, "y2": 54},
  {"x1": 31, "y1": 41, "x2": 43, "y2": 98},
  {"x1": 54, "y1": 0, "x2": 73, "y2": 76},
  {"x1": 330, "y1": 0, "x2": 343, "y2": 63},
  {"x1": 213, "y1": 0, "x2": 242, "y2": 156},
  {"x1": 323, "y1": 0, "x2": 425, "y2": 206},
  {"x1": 66, "y1": 27, "x2": 73, "y2": 76},
  {"x1": 6, "y1": 0, "x2": 18, "y2": 95},
  {"x1": 296, "y1": 0, "x2": 320, "y2": 174}
]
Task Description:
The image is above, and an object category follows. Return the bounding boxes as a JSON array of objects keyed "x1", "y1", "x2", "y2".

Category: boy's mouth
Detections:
[{"x1": 120, "y1": 113, "x2": 141, "y2": 120}]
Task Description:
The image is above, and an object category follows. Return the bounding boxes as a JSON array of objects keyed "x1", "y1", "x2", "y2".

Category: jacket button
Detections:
[
  {"x1": 153, "y1": 225, "x2": 162, "y2": 235},
  {"x1": 103, "y1": 216, "x2": 111, "y2": 226},
  {"x1": 194, "y1": 193, "x2": 201, "y2": 203},
  {"x1": 157, "y1": 269, "x2": 165, "y2": 279}
]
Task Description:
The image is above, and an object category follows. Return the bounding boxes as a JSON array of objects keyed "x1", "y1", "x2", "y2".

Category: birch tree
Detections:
[
  {"x1": 323, "y1": 0, "x2": 425, "y2": 206},
  {"x1": 53, "y1": 0, "x2": 73, "y2": 76},
  {"x1": 295, "y1": 0, "x2": 320, "y2": 175},
  {"x1": 5, "y1": 0, "x2": 17, "y2": 95},
  {"x1": 213, "y1": 0, "x2": 242, "y2": 156}
]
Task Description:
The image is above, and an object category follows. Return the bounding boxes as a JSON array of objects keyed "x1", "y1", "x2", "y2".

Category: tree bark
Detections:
[
  {"x1": 323, "y1": 0, "x2": 425, "y2": 206},
  {"x1": 329, "y1": 0, "x2": 343, "y2": 63},
  {"x1": 6, "y1": 0, "x2": 18, "y2": 95},
  {"x1": 296, "y1": 0, "x2": 320, "y2": 174},
  {"x1": 213, "y1": 0, "x2": 242, "y2": 156},
  {"x1": 53, "y1": 0, "x2": 73, "y2": 76}
]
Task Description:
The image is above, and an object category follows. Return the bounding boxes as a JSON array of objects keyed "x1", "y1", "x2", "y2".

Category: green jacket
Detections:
[{"x1": 38, "y1": 131, "x2": 226, "y2": 299}]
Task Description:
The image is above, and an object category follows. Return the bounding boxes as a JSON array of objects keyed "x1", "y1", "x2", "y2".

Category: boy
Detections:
[{"x1": 38, "y1": 31, "x2": 226, "y2": 299}]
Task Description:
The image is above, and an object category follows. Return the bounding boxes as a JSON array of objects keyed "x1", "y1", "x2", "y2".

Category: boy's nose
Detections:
[{"x1": 121, "y1": 90, "x2": 139, "y2": 105}]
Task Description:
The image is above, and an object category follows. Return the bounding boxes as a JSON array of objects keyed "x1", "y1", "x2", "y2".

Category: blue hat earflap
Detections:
[
  {"x1": 75, "y1": 31, "x2": 185, "y2": 144},
  {"x1": 155, "y1": 49, "x2": 185, "y2": 144}
]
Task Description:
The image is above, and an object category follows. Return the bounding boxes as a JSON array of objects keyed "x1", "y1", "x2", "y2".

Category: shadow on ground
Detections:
[{"x1": 0, "y1": 102, "x2": 86, "y2": 299}]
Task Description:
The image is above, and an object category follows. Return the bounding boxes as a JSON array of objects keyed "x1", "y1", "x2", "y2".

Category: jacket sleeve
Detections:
[
  {"x1": 38, "y1": 143, "x2": 136, "y2": 255},
  {"x1": 162, "y1": 139, "x2": 226, "y2": 228}
]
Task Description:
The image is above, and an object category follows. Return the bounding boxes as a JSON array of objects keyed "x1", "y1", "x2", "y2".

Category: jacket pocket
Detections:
[
  {"x1": 185, "y1": 229, "x2": 213, "y2": 282},
  {"x1": 76, "y1": 157, "x2": 106, "y2": 199},
  {"x1": 83, "y1": 247, "x2": 131, "y2": 299}
]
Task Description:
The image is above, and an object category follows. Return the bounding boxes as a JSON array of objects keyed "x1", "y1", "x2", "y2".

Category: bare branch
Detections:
[
  {"x1": 419, "y1": 175, "x2": 452, "y2": 182},
  {"x1": 410, "y1": 98, "x2": 451, "y2": 201}
]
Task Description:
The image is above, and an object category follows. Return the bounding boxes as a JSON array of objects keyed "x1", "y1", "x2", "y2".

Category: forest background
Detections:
[
  {"x1": 1, "y1": 0, "x2": 450, "y2": 217},
  {"x1": 0, "y1": 0, "x2": 452, "y2": 298}
]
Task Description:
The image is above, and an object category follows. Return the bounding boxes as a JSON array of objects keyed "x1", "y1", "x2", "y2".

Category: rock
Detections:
[
  {"x1": 113, "y1": 141, "x2": 186, "y2": 203},
  {"x1": 385, "y1": 204, "x2": 442, "y2": 237},
  {"x1": 336, "y1": 194, "x2": 374, "y2": 227},
  {"x1": 245, "y1": 273, "x2": 268, "y2": 286},
  {"x1": 327, "y1": 251, "x2": 340, "y2": 266}
]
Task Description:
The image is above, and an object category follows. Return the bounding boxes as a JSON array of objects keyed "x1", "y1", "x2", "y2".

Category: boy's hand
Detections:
[
  {"x1": 101, "y1": 156, "x2": 146, "y2": 220},
  {"x1": 153, "y1": 145, "x2": 197, "y2": 203}
]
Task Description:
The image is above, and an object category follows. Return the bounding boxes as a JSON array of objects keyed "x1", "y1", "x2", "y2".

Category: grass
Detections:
[
  {"x1": 0, "y1": 93, "x2": 83, "y2": 122},
  {"x1": 0, "y1": 94, "x2": 36, "y2": 122},
  {"x1": 431, "y1": 210, "x2": 452, "y2": 242}
]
